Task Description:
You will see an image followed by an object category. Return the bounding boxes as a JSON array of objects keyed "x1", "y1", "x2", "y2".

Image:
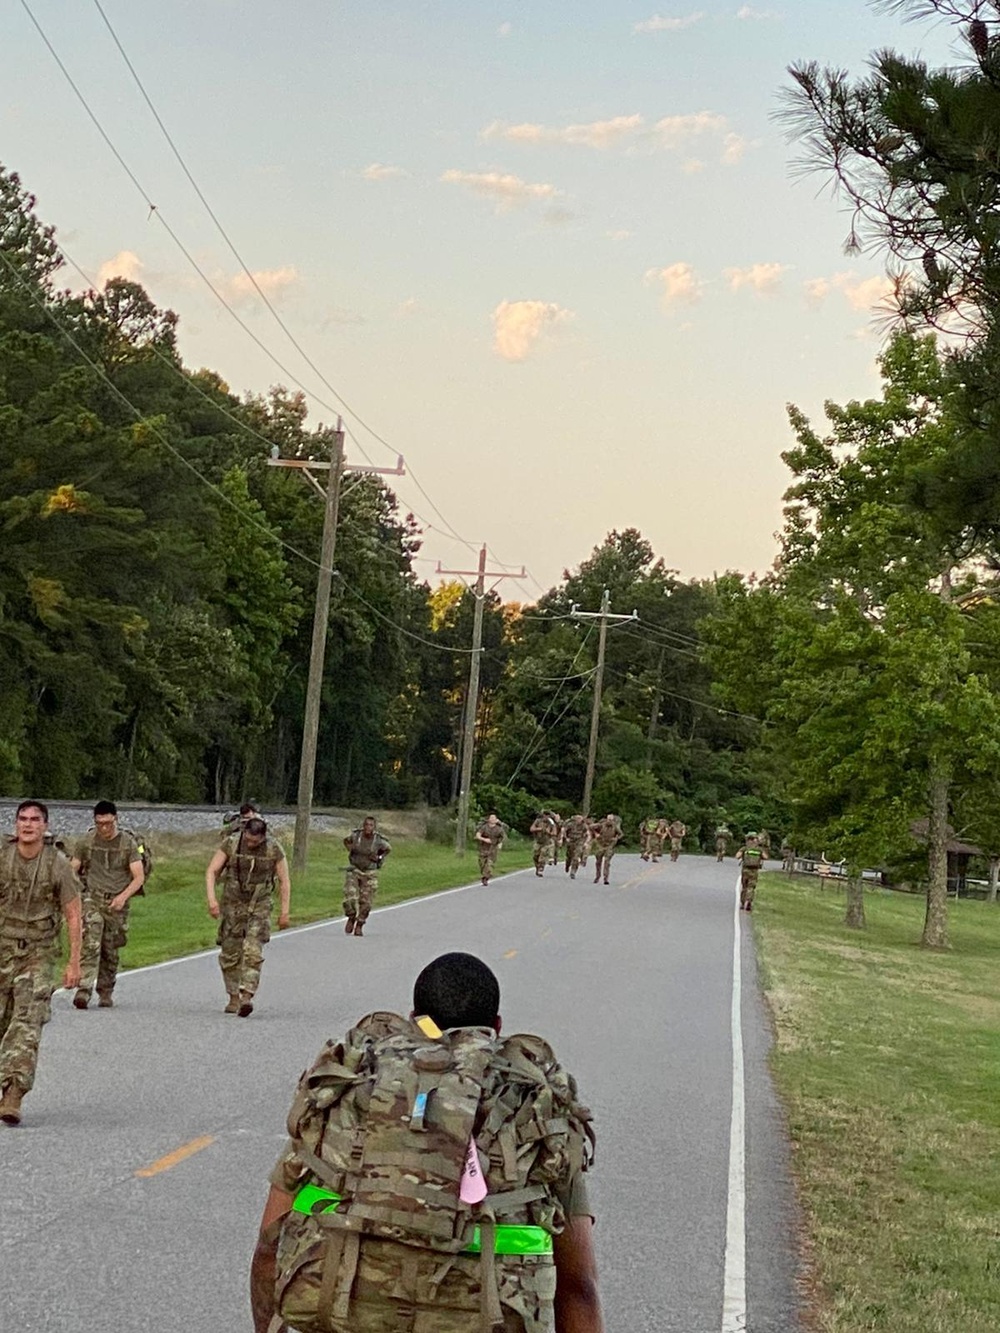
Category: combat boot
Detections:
[
  {"x1": 353, "y1": 920, "x2": 364, "y2": 937},
  {"x1": 344, "y1": 916, "x2": 356, "y2": 934},
  {"x1": 0, "y1": 1085, "x2": 24, "y2": 1126},
  {"x1": 224, "y1": 995, "x2": 240, "y2": 1014},
  {"x1": 97, "y1": 993, "x2": 113, "y2": 1008},
  {"x1": 237, "y1": 991, "x2": 254, "y2": 1017},
  {"x1": 73, "y1": 989, "x2": 90, "y2": 1010}
]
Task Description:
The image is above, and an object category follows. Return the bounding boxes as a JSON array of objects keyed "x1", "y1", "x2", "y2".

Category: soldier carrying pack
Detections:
[{"x1": 270, "y1": 1009, "x2": 594, "y2": 1333}]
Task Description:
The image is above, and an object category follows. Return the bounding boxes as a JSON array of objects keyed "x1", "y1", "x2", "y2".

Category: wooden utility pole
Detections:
[
  {"x1": 572, "y1": 590, "x2": 637, "y2": 815},
  {"x1": 269, "y1": 426, "x2": 405, "y2": 873},
  {"x1": 437, "y1": 548, "x2": 525, "y2": 854}
]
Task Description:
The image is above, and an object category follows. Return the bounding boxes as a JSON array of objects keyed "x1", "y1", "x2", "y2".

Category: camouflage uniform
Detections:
[
  {"x1": 529, "y1": 814, "x2": 557, "y2": 877},
  {"x1": 475, "y1": 818, "x2": 506, "y2": 884},
  {"x1": 592, "y1": 817, "x2": 622, "y2": 885},
  {"x1": 758, "y1": 829, "x2": 772, "y2": 860},
  {"x1": 343, "y1": 827, "x2": 391, "y2": 931},
  {"x1": 639, "y1": 817, "x2": 658, "y2": 861},
  {"x1": 0, "y1": 842, "x2": 80, "y2": 1094},
  {"x1": 74, "y1": 828, "x2": 141, "y2": 1004},
  {"x1": 217, "y1": 835, "x2": 286, "y2": 1000},
  {"x1": 737, "y1": 840, "x2": 765, "y2": 911},
  {"x1": 651, "y1": 818, "x2": 669, "y2": 861},
  {"x1": 668, "y1": 820, "x2": 687, "y2": 863},
  {"x1": 715, "y1": 826, "x2": 731, "y2": 863},
  {"x1": 562, "y1": 814, "x2": 590, "y2": 879}
]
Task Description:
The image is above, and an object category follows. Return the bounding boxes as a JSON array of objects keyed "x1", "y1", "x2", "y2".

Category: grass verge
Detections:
[
  {"x1": 756, "y1": 872, "x2": 1000, "y2": 1333},
  {"x1": 122, "y1": 831, "x2": 534, "y2": 970}
]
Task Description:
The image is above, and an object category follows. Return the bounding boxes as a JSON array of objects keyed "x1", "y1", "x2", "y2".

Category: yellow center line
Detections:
[
  {"x1": 503, "y1": 949, "x2": 518, "y2": 959},
  {"x1": 135, "y1": 1134, "x2": 215, "y2": 1178}
]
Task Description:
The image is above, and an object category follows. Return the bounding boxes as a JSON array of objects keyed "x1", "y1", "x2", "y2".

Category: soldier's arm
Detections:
[
  {"x1": 553, "y1": 1217, "x2": 604, "y2": 1333},
  {"x1": 205, "y1": 847, "x2": 228, "y2": 918},
  {"x1": 275, "y1": 855, "x2": 292, "y2": 929},
  {"x1": 62, "y1": 894, "x2": 83, "y2": 990},
  {"x1": 250, "y1": 1184, "x2": 294, "y2": 1333},
  {"x1": 111, "y1": 855, "x2": 145, "y2": 912}
]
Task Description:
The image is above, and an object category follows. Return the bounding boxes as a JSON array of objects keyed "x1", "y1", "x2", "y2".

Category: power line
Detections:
[{"x1": 505, "y1": 673, "x2": 596, "y2": 791}]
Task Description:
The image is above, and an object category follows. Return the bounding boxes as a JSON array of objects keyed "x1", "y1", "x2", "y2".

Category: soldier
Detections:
[
  {"x1": 562, "y1": 812, "x2": 591, "y2": 880},
  {"x1": 780, "y1": 838, "x2": 795, "y2": 873},
  {"x1": 737, "y1": 832, "x2": 766, "y2": 912},
  {"x1": 592, "y1": 814, "x2": 623, "y2": 886},
  {"x1": 342, "y1": 817, "x2": 391, "y2": 937},
  {"x1": 667, "y1": 818, "x2": 687, "y2": 863},
  {"x1": 714, "y1": 824, "x2": 732, "y2": 863},
  {"x1": 529, "y1": 811, "x2": 557, "y2": 878},
  {"x1": 758, "y1": 828, "x2": 772, "y2": 860},
  {"x1": 205, "y1": 817, "x2": 291, "y2": 1015},
  {"x1": 549, "y1": 811, "x2": 563, "y2": 865},
  {"x1": 638, "y1": 815, "x2": 658, "y2": 861},
  {"x1": 250, "y1": 951, "x2": 603, "y2": 1333},
  {"x1": 70, "y1": 800, "x2": 145, "y2": 1010},
  {"x1": 651, "y1": 817, "x2": 669, "y2": 862},
  {"x1": 0, "y1": 800, "x2": 83, "y2": 1126},
  {"x1": 221, "y1": 801, "x2": 261, "y2": 841},
  {"x1": 474, "y1": 812, "x2": 506, "y2": 886}
]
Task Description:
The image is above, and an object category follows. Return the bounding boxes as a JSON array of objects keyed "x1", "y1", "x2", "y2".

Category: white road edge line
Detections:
[
  {"x1": 721, "y1": 874, "x2": 747, "y2": 1332},
  {"x1": 96, "y1": 870, "x2": 527, "y2": 980}
]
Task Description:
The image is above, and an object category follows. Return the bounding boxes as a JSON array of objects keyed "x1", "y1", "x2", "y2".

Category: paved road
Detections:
[{"x1": 0, "y1": 853, "x2": 803, "y2": 1333}]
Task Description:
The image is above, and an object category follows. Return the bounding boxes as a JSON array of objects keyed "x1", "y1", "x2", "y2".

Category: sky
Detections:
[{"x1": 2, "y1": 0, "x2": 960, "y2": 603}]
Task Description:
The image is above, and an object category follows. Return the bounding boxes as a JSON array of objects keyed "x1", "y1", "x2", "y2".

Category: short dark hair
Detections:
[
  {"x1": 239, "y1": 803, "x2": 258, "y2": 817},
  {"x1": 244, "y1": 818, "x2": 267, "y2": 836},
  {"x1": 16, "y1": 799, "x2": 48, "y2": 822},
  {"x1": 93, "y1": 800, "x2": 118, "y2": 818},
  {"x1": 413, "y1": 953, "x2": 500, "y2": 1029}
]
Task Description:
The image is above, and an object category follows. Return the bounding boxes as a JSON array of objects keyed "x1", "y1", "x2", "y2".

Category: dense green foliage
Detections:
[{"x1": 1, "y1": 165, "x2": 767, "y2": 834}]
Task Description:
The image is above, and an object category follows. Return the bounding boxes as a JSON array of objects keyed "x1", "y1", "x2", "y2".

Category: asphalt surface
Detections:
[{"x1": 0, "y1": 853, "x2": 805, "y2": 1333}]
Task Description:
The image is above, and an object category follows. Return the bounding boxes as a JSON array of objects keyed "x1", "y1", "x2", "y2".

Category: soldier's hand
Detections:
[
  {"x1": 207, "y1": 900, "x2": 221, "y2": 919},
  {"x1": 278, "y1": 912, "x2": 290, "y2": 930},
  {"x1": 63, "y1": 961, "x2": 81, "y2": 989},
  {"x1": 110, "y1": 892, "x2": 129, "y2": 912}
]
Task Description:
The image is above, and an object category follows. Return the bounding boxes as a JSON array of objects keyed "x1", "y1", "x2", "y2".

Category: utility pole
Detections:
[
  {"x1": 572, "y1": 590, "x2": 637, "y2": 815},
  {"x1": 268, "y1": 424, "x2": 405, "y2": 873},
  {"x1": 436, "y1": 548, "x2": 526, "y2": 854}
]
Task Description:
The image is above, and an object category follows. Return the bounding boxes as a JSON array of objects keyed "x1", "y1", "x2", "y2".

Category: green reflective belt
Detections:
[{"x1": 291, "y1": 1185, "x2": 552, "y2": 1255}]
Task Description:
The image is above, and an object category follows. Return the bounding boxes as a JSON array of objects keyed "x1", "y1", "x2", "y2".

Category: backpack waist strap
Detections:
[{"x1": 291, "y1": 1185, "x2": 553, "y2": 1255}]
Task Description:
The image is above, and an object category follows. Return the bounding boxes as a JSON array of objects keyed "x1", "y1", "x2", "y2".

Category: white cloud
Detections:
[
  {"x1": 492, "y1": 299, "x2": 571, "y2": 361},
  {"x1": 634, "y1": 12, "x2": 705, "y2": 33},
  {"x1": 736, "y1": 5, "x2": 778, "y2": 18},
  {"x1": 440, "y1": 169, "x2": 560, "y2": 209},
  {"x1": 725, "y1": 262, "x2": 790, "y2": 294},
  {"x1": 498, "y1": 21, "x2": 512, "y2": 35},
  {"x1": 483, "y1": 110, "x2": 739, "y2": 161},
  {"x1": 645, "y1": 262, "x2": 704, "y2": 308},
  {"x1": 721, "y1": 132, "x2": 749, "y2": 164},
  {"x1": 97, "y1": 250, "x2": 144, "y2": 286},
  {"x1": 362, "y1": 163, "x2": 407, "y2": 181},
  {"x1": 223, "y1": 266, "x2": 299, "y2": 307},
  {"x1": 805, "y1": 271, "x2": 896, "y2": 312}
]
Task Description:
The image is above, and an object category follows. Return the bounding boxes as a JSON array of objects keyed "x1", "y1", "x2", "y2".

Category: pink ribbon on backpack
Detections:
[{"x1": 459, "y1": 1136, "x2": 487, "y2": 1203}]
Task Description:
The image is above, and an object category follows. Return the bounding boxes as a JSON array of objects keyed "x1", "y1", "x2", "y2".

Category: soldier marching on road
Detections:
[
  {"x1": 529, "y1": 812, "x2": 558, "y2": 878},
  {"x1": 639, "y1": 815, "x2": 658, "y2": 862},
  {"x1": 562, "y1": 813, "x2": 591, "y2": 880},
  {"x1": 591, "y1": 814, "x2": 623, "y2": 886},
  {"x1": 206, "y1": 818, "x2": 291, "y2": 1015},
  {"x1": 0, "y1": 800, "x2": 83, "y2": 1126},
  {"x1": 714, "y1": 824, "x2": 732, "y2": 863},
  {"x1": 474, "y1": 812, "x2": 507, "y2": 885},
  {"x1": 342, "y1": 817, "x2": 391, "y2": 937},
  {"x1": 737, "y1": 832, "x2": 766, "y2": 912},
  {"x1": 667, "y1": 818, "x2": 687, "y2": 863},
  {"x1": 71, "y1": 800, "x2": 145, "y2": 1010}
]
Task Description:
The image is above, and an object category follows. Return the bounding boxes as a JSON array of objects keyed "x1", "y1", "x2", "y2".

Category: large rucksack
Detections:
[{"x1": 273, "y1": 1011, "x2": 594, "y2": 1333}]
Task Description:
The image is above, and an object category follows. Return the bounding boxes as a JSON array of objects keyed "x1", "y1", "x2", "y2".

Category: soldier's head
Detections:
[
  {"x1": 239, "y1": 802, "x2": 259, "y2": 820},
  {"x1": 15, "y1": 799, "x2": 48, "y2": 849},
  {"x1": 486, "y1": 812, "x2": 499, "y2": 825},
  {"x1": 746, "y1": 832, "x2": 759, "y2": 845},
  {"x1": 243, "y1": 817, "x2": 267, "y2": 849},
  {"x1": 413, "y1": 952, "x2": 501, "y2": 1033},
  {"x1": 362, "y1": 816, "x2": 376, "y2": 837},
  {"x1": 93, "y1": 800, "x2": 119, "y2": 840}
]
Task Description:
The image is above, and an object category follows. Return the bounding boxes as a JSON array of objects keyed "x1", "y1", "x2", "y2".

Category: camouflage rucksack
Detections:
[{"x1": 273, "y1": 1011, "x2": 594, "y2": 1333}]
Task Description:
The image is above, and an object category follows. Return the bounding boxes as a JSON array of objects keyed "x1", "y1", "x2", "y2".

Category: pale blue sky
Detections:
[{"x1": 2, "y1": 1, "x2": 957, "y2": 598}]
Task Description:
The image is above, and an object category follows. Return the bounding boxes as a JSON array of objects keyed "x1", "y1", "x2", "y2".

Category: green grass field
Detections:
[
  {"x1": 755, "y1": 872, "x2": 1000, "y2": 1333},
  {"x1": 123, "y1": 831, "x2": 534, "y2": 969}
]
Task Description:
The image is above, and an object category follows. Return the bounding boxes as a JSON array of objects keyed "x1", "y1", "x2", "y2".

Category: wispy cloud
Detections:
[
  {"x1": 736, "y1": 5, "x2": 779, "y2": 19},
  {"x1": 362, "y1": 163, "x2": 407, "y2": 181},
  {"x1": 645, "y1": 263, "x2": 704, "y2": 308},
  {"x1": 634, "y1": 12, "x2": 705, "y2": 33},
  {"x1": 725, "y1": 262, "x2": 790, "y2": 294},
  {"x1": 441, "y1": 169, "x2": 561, "y2": 209},
  {"x1": 492, "y1": 299, "x2": 572, "y2": 361},
  {"x1": 222, "y1": 266, "x2": 299, "y2": 307},
  {"x1": 483, "y1": 110, "x2": 738, "y2": 162},
  {"x1": 805, "y1": 271, "x2": 896, "y2": 312},
  {"x1": 98, "y1": 250, "x2": 144, "y2": 286}
]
